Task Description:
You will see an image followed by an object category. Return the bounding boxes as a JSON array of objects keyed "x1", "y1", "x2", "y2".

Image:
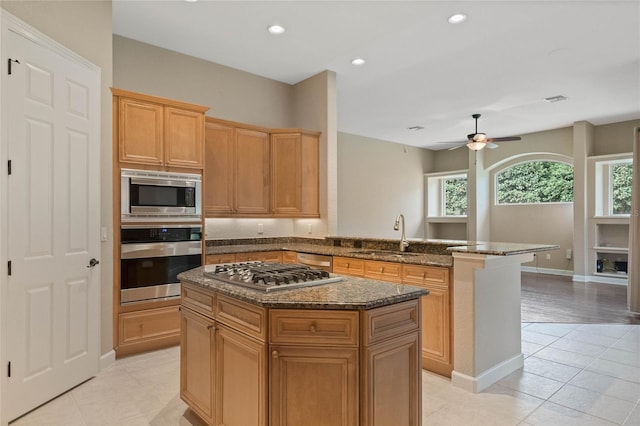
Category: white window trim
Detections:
[
  {"x1": 596, "y1": 157, "x2": 632, "y2": 217},
  {"x1": 425, "y1": 170, "x2": 468, "y2": 218}
]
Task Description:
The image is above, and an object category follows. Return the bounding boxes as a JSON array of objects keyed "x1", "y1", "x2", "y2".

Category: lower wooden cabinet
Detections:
[
  {"x1": 117, "y1": 305, "x2": 181, "y2": 357},
  {"x1": 235, "y1": 251, "x2": 283, "y2": 263},
  {"x1": 205, "y1": 253, "x2": 236, "y2": 265},
  {"x1": 332, "y1": 256, "x2": 365, "y2": 276},
  {"x1": 364, "y1": 260, "x2": 402, "y2": 283},
  {"x1": 269, "y1": 346, "x2": 358, "y2": 426}
]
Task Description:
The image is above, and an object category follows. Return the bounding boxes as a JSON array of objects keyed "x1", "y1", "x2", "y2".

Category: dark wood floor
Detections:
[{"x1": 521, "y1": 272, "x2": 640, "y2": 324}]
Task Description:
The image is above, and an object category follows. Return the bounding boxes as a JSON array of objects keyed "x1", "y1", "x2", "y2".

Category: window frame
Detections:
[
  {"x1": 598, "y1": 158, "x2": 633, "y2": 217},
  {"x1": 426, "y1": 171, "x2": 468, "y2": 218}
]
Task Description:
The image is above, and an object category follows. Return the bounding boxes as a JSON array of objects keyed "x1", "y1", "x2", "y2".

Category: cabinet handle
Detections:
[
  {"x1": 345, "y1": 263, "x2": 349, "y2": 268},
  {"x1": 309, "y1": 323, "x2": 317, "y2": 333},
  {"x1": 272, "y1": 350, "x2": 279, "y2": 358},
  {"x1": 380, "y1": 267, "x2": 384, "y2": 273}
]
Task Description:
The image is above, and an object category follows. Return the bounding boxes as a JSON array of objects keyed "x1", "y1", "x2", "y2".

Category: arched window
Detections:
[{"x1": 496, "y1": 161, "x2": 574, "y2": 204}]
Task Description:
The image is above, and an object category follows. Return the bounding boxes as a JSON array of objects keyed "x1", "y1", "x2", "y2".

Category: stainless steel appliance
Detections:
[
  {"x1": 120, "y1": 225, "x2": 202, "y2": 304},
  {"x1": 204, "y1": 261, "x2": 342, "y2": 292},
  {"x1": 121, "y1": 168, "x2": 202, "y2": 222},
  {"x1": 296, "y1": 252, "x2": 333, "y2": 272}
]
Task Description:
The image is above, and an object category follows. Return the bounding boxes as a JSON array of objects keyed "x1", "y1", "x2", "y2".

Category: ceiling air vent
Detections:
[
  {"x1": 407, "y1": 126, "x2": 424, "y2": 131},
  {"x1": 544, "y1": 95, "x2": 568, "y2": 103}
]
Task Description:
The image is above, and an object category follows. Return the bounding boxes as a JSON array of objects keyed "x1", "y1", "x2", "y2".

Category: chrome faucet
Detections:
[{"x1": 393, "y1": 214, "x2": 409, "y2": 252}]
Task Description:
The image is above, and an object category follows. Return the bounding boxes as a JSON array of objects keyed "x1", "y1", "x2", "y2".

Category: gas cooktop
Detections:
[{"x1": 203, "y1": 261, "x2": 343, "y2": 292}]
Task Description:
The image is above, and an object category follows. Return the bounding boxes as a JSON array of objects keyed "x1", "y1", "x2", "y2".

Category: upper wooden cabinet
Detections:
[
  {"x1": 112, "y1": 88, "x2": 208, "y2": 169},
  {"x1": 204, "y1": 117, "x2": 320, "y2": 218},
  {"x1": 271, "y1": 131, "x2": 320, "y2": 217}
]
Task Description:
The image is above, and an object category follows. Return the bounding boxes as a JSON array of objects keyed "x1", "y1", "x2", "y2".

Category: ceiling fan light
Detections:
[
  {"x1": 466, "y1": 141, "x2": 487, "y2": 151},
  {"x1": 473, "y1": 133, "x2": 487, "y2": 142}
]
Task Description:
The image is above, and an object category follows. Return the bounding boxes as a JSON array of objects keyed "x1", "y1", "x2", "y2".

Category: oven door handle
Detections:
[
  {"x1": 129, "y1": 177, "x2": 196, "y2": 188},
  {"x1": 120, "y1": 241, "x2": 202, "y2": 259}
]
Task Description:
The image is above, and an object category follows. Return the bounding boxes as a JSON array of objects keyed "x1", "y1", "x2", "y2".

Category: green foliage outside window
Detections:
[
  {"x1": 444, "y1": 177, "x2": 467, "y2": 215},
  {"x1": 612, "y1": 163, "x2": 632, "y2": 214},
  {"x1": 497, "y1": 161, "x2": 574, "y2": 204}
]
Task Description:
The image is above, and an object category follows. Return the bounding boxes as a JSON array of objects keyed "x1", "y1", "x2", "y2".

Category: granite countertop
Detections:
[
  {"x1": 447, "y1": 242, "x2": 559, "y2": 256},
  {"x1": 206, "y1": 242, "x2": 455, "y2": 267},
  {"x1": 178, "y1": 265, "x2": 428, "y2": 310}
]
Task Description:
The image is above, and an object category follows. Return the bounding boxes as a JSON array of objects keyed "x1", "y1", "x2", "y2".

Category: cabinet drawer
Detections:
[
  {"x1": 362, "y1": 299, "x2": 420, "y2": 346},
  {"x1": 216, "y1": 294, "x2": 267, "y2": 341},
  {"x1": 206, "y1": 253, "x2": 236, "y2": 264},
  {"x1": 364, "y1": 260, "x2": 402, "y2": 283},
  {"x1": 282, "y1": 250, "x2": 298, "y2": 264},
  {"x1": 119, "y1": 306, "x2": 181, "y2": 345},
  {"x1": 332, "y1": 256, "x2": 365, "y2": 276},
  {"x1": 182, "y1": 282, "x2": 215, "y2": 318},
  {"x1": 235, "y1": 251, "x2": 283, "y2": 263},
  {"x1": 270, "y1": 310, "x2": 359, "y2": 346},
  {"x1": 401, "y1": 264, "x2": 449, "y2": 286}
]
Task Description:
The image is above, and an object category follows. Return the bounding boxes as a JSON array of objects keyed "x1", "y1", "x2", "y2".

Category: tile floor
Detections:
[{"x1": 11, "y1": 323, "x2": 640, "y2": 426}]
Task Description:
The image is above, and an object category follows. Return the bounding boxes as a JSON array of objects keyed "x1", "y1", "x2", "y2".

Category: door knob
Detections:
[{"x1": 87, "y1": 258, "x2": 100, "y2": 268}]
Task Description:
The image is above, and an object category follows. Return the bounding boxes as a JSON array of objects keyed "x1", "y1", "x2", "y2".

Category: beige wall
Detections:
[
  {"x1": 0, "y1": 1, "x2": 114, "y2": 356},
  {"x1": 337, "y1": 132, "x2": 433, "y2": 238},
  {"x1": 113, "y1": 35, "x2": 293, "y2": 128},
  {"x1": 594, "y1": 119, "x2": 639, "y2": 156}
]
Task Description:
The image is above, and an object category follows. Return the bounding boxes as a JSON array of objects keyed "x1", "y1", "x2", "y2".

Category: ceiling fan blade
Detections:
[
  {"x1": 486, "y1": 136, "x2": 521, "y2": 143},
  {"x1": 486, "y1": 142, "x2": 499, "y2": 149}
]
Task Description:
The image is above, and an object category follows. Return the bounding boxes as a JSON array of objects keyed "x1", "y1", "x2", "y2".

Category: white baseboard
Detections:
[
  {"x1": 587, "y1": 275, "x2": 628, "y2": 286},
  {"x1": 451, "y1": 353, "x2": 524, "y2": 393},
  {"x1": 100, "y1": 349, "x2": 116, "y2": 371},
  {"x1": 521, "y1": 266, "x2": 573, "y2": 277}
]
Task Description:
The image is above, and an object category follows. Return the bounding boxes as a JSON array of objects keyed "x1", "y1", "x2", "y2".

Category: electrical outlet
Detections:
[
  {"x1": 257, "y1": 223, "x2": 263, "y2": 234},
  {"x1": 566, "y1": 249, "x2": 572, "y2": 260},
  {"x1": 545, "y1": 253, "x2": 551, "y2": 260},
  {"x1": 307, "y1": 224, "x2": 313, "y2": 234}
]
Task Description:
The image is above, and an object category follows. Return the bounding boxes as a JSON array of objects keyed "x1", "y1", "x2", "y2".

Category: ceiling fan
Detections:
[{"x1": 445, "y1": 113, "x2": 521, "y2": 151}]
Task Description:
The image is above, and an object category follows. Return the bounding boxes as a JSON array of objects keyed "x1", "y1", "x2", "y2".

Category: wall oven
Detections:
[
  {"x1": 120, "y1": 225, "x2": 202, "y2": 305},
  {"x1": 121, "y1": 168, "x2": 202, "y2": 222}
]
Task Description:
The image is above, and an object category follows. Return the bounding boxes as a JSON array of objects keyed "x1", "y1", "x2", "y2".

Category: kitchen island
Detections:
[{"x1": 178, "y1": 266, "x2": 428, "y2": 426}]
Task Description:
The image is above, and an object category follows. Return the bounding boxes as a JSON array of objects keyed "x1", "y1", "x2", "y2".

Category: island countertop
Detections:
[{"x1": 178, "y1": 265, "x2": 428, "y2": 310}]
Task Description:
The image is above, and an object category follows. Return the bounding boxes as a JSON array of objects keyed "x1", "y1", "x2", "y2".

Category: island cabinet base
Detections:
[{"x1": 179, "y1": 281, "x2": 422, "y2": 426}]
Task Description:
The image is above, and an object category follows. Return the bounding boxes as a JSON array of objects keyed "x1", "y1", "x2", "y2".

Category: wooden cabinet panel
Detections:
[
  {"x1": 118, "y1": 306, "x2": 180, "y2": 346},
  {"x1": 165, "y1": 106, "x2": 204, "y2": 168},
  {"x1": 364, "y1": 260, "x2": 402, "y2": 283},
  {"x1": 206, "y1": 253, "x2": 236, "y2": 265},
  {"x1": 269, "y1": 346, "x2": 358, "y2": 426},
  {"x1": 300, "y1": 132, "x2": 320, "y2": 217},
  {"x1": 181, "y1": 308, "x2": 215, "y2": 425},
  {"x1": 271, "y1": 133, "x2": 301, "y2": 216},
  {"x1": 270, "y1": 310, "x2": 359, "y2": 346},
  {"x1": 361, "y1": 332, "x2": 421, "y2": 426},
  {"x1": 118, "y1": 97, "x2": 164, "y2": 165},
  {"x1": 332, "y1": 256, "x2": 365, "y2": 276},
  {"x1": 216, "y1": 324, "x2": 267, "y2": 426},
  {"x1": 401, "y1": 264, "x2": 449, "y2": 286},
  {"x1": 182, "y1": 282, "x2": 215, "y2": 318},
  {"x1": 235, "y1": 128, "x2": 270, "y2": 215},
  {"x1": 362, "y1": 299, "x2": 419, "y2": 346},
  {"x1": 204, "y1": 121, "x2": 235, "y2": 215},
  {"x1": 235, "y1": 251, "x2": 283, "y2": 263},
  {"x1": 216, "y1": 294, "x2": 267, "y2": 341},
  {"x1": 282, "y1": 251, "x2": 298, "y2": 264}
]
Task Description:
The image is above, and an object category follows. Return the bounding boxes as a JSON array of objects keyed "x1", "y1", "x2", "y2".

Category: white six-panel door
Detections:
[{"x1": 3, "y1": 20, "x2": 101, "y2": 421}]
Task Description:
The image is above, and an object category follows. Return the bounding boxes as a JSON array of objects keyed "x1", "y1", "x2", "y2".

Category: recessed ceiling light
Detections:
[
  {"x1": 448, "y1": 13, "x2": 467, "y2": 24},
  {"x1": 544, "y1": 95, "x2": 568, "y2": 103},
  {"x1": 351, "y1": 58, "x2": 366, "y2": 66},
  {"x1": 267, "y1": 24, "x2": 286, "y2": 35},
  {"x1": 183, "y1": 0, "x2": 198, "y2": 2}
]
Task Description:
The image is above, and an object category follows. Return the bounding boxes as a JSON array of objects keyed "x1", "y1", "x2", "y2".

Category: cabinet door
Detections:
[
  {"x1": 235, "y1": 251, "x2": 283, "y2": 263},
  {"x1": 206, "y1": 253, "x2": 236, "y2": 265},
  {"x1": 300, "y1": 132, "x2": 320, "y2": 217},
  {"x1": 204, "y1": 121, "x2": 235, "y2": 215},
  {"x1": 419, "y1": 283, "x2": 451, "y2": 375},
  {"x1": 118, "y1": 306, "x2": 180, "y2": 347},
  {"x1": 270, "y1": 346, "x2": 358, "y2": 426},
  {"x1": 362, "y1": 332, "x2": 421, "y2": 426},
  {"x1": 118, "y1": 97, "x2": 164, "y2": 165},
  {"x1": 164, "y1": 106, "x2": 204, "y2": 168},
  {"x1": 332, "y1": 256, "x2": 365, "y2": 276},
  {"x1": 180, "y1": 308, "x2": 215, "y2": 425},
  {"x1": 271, "y1": 133, "x2": 302, "y2": 216},
  {"x1": 282, "y1": 251, "x2": 298, "y2": 264},
  {"x1": 235, "y1": 128, "x2": 270, "y2": 215},
  {"x1": 216, "y1": 325, "x2": 267, "y2": 426}
]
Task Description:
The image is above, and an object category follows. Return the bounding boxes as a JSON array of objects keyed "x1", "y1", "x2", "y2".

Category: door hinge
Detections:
[
  {"x1": 7, "y1": 362, "x2": 11, "y2": 378},
  {"x1": 8, "y1": 260, "x2": 11, "y2": 276},
  {"x1": 8, "y1": 160, "x2": 11, "y2": 175},
  {"x1": 8, "y1": 58, "x2": 20, "y2": 75}
]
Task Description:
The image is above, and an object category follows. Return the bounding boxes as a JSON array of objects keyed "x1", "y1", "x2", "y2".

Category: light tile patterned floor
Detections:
[{"x1": 11, "y1": 323, "x2": 640, "y2": 425}]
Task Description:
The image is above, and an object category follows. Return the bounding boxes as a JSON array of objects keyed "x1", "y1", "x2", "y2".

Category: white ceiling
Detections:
[{"x1": 112, "y1": 0, "x2": 640, "y2": 150}]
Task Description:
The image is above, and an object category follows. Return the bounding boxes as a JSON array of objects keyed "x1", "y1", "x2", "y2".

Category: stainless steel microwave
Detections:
[{"x1": 121, "y1": 169, "x2": 202, "y2": 222}]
